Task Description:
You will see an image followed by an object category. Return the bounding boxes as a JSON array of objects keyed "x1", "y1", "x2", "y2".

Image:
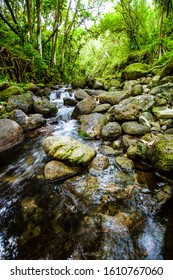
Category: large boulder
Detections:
[
  {"x1": 43, "y1": 135, "x2": 96, "y2": 165},
  {"x1": 72, "y1": 97, "x2": 96, "y2": 118},
  {"x1": 44, "y1": 160, "x2": 80, "y2": 181},
  {"x1": 101, "y1": 122, "x2": 122, "y2": 140},
  {"x1": 121, "y1": 121, "x2": 150, "y2": 136},
  {"x1": 98, "y1": 91, "x2": 127, "y2": 105},
  {"x1": 0, "y1": 86, "x2": 21, "y2": 101},
  {"x1": 78, "y1": 113, "x2": 107, "y2": 139},
  {"x1": 74, "y1": 89, "x2": 90, "y2": 101},
  {"x1": 122, "y1": 63, "x2": 150, "y2": 80},
  {"x1": 0, "y1": 119, "x2": 24, "y2": 152},
  {"x1": 33, "y1": 99, "x2": 58, "y2": 117},
  {"x1": 148, "y1": 134, "x2": 173, "y2": 171},
  {"x1": 6, "y1": 92, "x2": 33, "y2": 113},
  {"x1": 8, "y1": 109, "x2": 46, "y2": 131},
  {"x1": 109, "y1": 95, "x2": 155, "y2": 121}
]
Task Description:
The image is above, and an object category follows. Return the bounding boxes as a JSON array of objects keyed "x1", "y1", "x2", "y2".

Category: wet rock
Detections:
[
  {"x1": 113, "y1": 140, "x2": 121, "y2": 149},
  {"x1": 127, "y1": 142, "x2": 148, "y2": 159},
  {"x1": 20, "y1": 223, "x2": 41, "y2": 246},
  {"x1": 0, "y1": 86, "x2": 21, "y2": 101},
  {"x1": 122, "y1": 121, "x2": 150, "y2": 136},
  {"x1": 63, "y1": 97, "x2": 77, "y2": 106},
  {"x1": 148, "y1": 134, "x2": 173, "y2": 171},
  {"x1": 21, "y1": 198, "x2": 42, "y2": 222},
  {"x1": 99, "y1": 145, "x2": 122, "y2": 156},
  {"x1": 72, "y1": 97, "x2": 96, "y2": 118},
  {"x1": 92, "y1": 103, "x2": 111, "y2": 113},
  {"x1": 109, "y1": 95, "x2": 155, "y2": 121},
  {"x1": 122, "y1": 63, "x2": 150, "y2": 80},
  {"x1": 43, "y1": 135, "x2": 96, "y2": 165},
  {"x1": 98, "y1": 91, "x2": 127, "y2": 105},
  {"x1": 33, "y1": 98, "x2": 58, "y2": 117},
  {"x1": 78, "y1": 113, "x2": 106, "y2": 139},
  {"x1": 88, "y1": 155, "x2": 109, "y2": 171},
  {"x1": 74, "y1": 89, "x2": 90, "y2": 101},
  {"x1": 102, "y1": 122, "x2": 122, "y2": 140},
  {"x1": 152, "y1": 108, "x2": 173, "y2": 119},
  {"x1": 139, "y1": 112, "x2": 154, "y2": 128},
  {"x1": 154, "y1": 185, "x2": 172, "y2": 205},
  {"x1": 115, "y1": 156, "x2": 134, "y2": 171},
  {"x1": 114, "y1": 171, "x2": 134, "y2": 186},
  {"x1": 0, "y1": 119, "x2": 24, "y2": 152},
  {"x1": 8, "y1": 109, "x2": 46, "y2": 131},
  {"x1": 0, "y1": 105, "x2": 6, "y2": 117},
  {"x1": 6, "y1": 92, "x2": 33, "y2": 113},
  {"x1": 150, "y1": 83, "x2": 173, "y2": 95},
  {"x1": 44, "y1": 160, "x2": 79, "y2": 181},
  {"x1": 122, "y1": 135, "x2": 138, "y2": 150}
]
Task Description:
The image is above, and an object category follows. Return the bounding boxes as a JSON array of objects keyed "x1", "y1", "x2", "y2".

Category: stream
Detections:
[{"x1": 0, "y1": 86, "x2": 173, "y2": 260}]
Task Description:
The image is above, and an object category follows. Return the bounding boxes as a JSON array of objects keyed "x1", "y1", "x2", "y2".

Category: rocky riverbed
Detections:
[{"x1": 0, "y1": 63, "x2": 173, "y2": 259}]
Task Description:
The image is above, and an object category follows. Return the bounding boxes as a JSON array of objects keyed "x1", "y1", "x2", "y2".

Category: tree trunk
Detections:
[
  {"x1": 36, "y1": 0, "x2": 42, "y2": 57},
  {"x1": 26, "y1": 0, "x2": 33, "y2": 44}
]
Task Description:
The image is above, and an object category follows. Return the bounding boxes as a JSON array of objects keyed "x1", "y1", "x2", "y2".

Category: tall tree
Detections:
[{"x1": 36, "y1": 0, "x2": 42, "y2": 57}]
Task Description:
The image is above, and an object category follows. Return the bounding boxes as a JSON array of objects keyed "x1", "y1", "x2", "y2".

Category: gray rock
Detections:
[
  {"x1": 98, "y1": 91, "x2": 127, "y2": 105},
  {"x1": 72, "y1": 97, "x2": 96, "y2": 118},
  {"x1": 44, "y1": 160, "x2": 79, "y2": 181},
  {"x1": 92, "y1": 103, "x2": 111, "y2": 113},
  {"x1": 6, "y1": 92, "x2": 33, "y2": 113},
  {"x1": 102, "y1": 122, "x2": 122, "y2": 140},
  {"x1": 115, "y1": 156, "x2": 134, "y2": 170},
  {"x1": 74, "y1": 89, "x2": 90, "y2": 101},
  {"x1": 33, "y1": 99, "x2": 58, "y2": 117},
  {"x1": 122, "y1": 121, "x2": 150, "y2": 136},
  {"x1": 0, "y1": 119, "x2": 24, "y2": 152},
  {"x1": 88, "y1": 155, "x2": 109, "y2": 171},
  {"x1": 109, "y1": 95, "x2": 155, "y2": 121},
  {"x1": 78, "y1": 113, "x2": 107, "y2": 139}
]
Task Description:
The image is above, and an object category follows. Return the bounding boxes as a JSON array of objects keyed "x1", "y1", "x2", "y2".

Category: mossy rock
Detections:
[
  {"x1": 121, "y1": 63, "x2": 151, "y2": 80},
  {"x1": 72, "y1": 78, "x2": 86, "y2": 89},
  {"x1": 0, "y1": 86, "x2": 21, "y2": 101},
  {"x1": 6, "y1": 91, "x2": 33, "y2": 113},
  {"x1": 148, "y1": 134, "x2": 173, "y2": 171},
  {"x1": 0, "y1": 82, "x2": 9, "y2": 92}
]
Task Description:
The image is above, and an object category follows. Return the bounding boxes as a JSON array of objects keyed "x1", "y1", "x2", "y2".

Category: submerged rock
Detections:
[
  {"x1": 44, "y1": 160, "x2": 79, "y2": 181},
  {"x1": 43, "y1": 135, "x2": 96, "y2": 165},
  {"x1": 0, "y1": 119, "x2": 24, "y2": 152}
]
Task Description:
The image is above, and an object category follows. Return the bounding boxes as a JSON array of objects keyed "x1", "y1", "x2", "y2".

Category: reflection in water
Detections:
[{"x1": 0, "y1": 86, "x2": 173, "y2": 259}]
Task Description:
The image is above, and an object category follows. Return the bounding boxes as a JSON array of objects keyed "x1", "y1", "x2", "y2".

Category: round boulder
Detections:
[{"x1": 0, "y1": 119, "x2": 24, "y2": 152}]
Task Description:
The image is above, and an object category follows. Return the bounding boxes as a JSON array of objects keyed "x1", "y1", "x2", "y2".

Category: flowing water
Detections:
[{"x1": 0, "y1": 86, "x2": 173, "y2": 260}]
